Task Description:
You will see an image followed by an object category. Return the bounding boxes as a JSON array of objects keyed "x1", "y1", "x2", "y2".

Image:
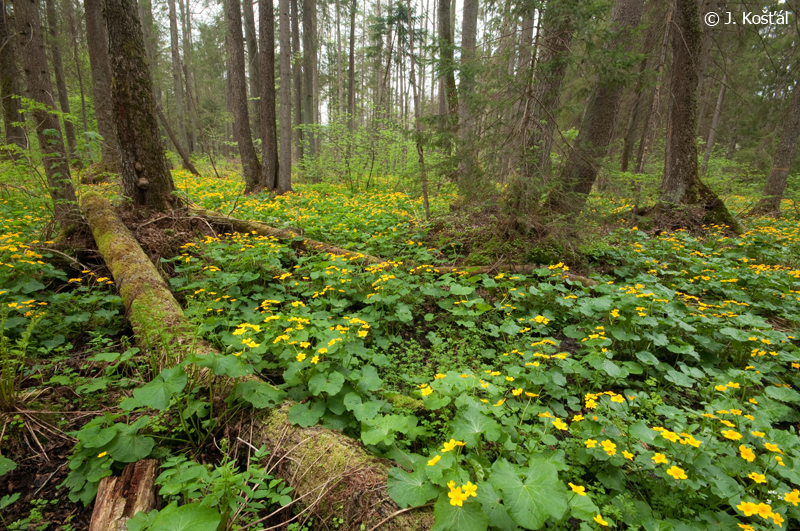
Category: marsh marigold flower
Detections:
[
  {"x1": 652, "y1": 453, "x2": 668, "y2": 464},
  {"x1": 427, "y1": 455, "x2": 441, "y2": 466},
  {"x1": 722, "y1": 429, "x2": 742, "y2": 441},
  {"x1": 594, "y1": 514, "x2": 609, "y2": 526},
  {"x1": 568, "y1": 483, "x2": 586, "y2": 496},
  {"x1": 666, "y1": 466, "x2": 687, "y2": 480},
  {"x1": 748, "y1": 472, "x2": 766, "y2": 484},
  {"x1": 739, "y1": 445, "x2": 756, "y2": 462}
]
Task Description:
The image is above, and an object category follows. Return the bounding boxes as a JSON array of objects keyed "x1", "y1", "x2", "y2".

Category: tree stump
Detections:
[{"x1": 89, "y1": 459, "x2": 158, "y2": 531}]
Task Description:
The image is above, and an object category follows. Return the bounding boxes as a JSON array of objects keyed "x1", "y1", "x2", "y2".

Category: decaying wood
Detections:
[
  {"x1": 194, "y1": 207, "x2": 599, "y2": 286},
  {"x1": 82, "y1": 197, "x2": 434, "y2": 530},
  {"x1": 89, "y1": 459, "x2": 158, "y2": 531}
]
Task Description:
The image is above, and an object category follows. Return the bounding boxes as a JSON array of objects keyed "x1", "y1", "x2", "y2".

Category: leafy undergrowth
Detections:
[{"x1": 1, "y1": 170, "x2": 800, "y2": 531}]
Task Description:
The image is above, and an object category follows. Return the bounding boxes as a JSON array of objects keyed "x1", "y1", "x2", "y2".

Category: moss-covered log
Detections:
[
  {"x1": 82, "y1": 194, "x2": 434, "y2": 529},
  {"x1": 253, "y1": 403, "x2": 434, "y2": 530},
  {"x1": 80, "y1": 192, "x2": 213, "y2": 356}
]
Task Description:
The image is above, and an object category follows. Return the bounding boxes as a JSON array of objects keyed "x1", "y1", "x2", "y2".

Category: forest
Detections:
[{"x1": 1, "y1": 0, "x2": 800, "y2": 529}]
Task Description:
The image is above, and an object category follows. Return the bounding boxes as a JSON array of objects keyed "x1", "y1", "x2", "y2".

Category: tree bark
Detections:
[
  {"x1": 242, "y1": 0, "x2": 261, "y2": 141},
  {"x1": 45, "y1": 0, "x2": 80, "y2": 166},
  {"x1": 65, "y1": 0, "x2": 89, "y2": 142},
  {"x1": 89, "y1": 460, "x2": 157, "y2": 531},
  {"x1": 750, "y1": 75, "x2": 800, "y2": 217},
  {"x1": 658, "y1": 0, "x2": 737, "y2": 231},
  {"x1": 457, "y1": 0, "x2": 479, "y2": 196},
  {"x1": 404, "y1": 0, "x2": 429, "y2": 219},
  {"x1": 620, "y1": 59, "x2": 648, "y2": 172},
  {"x1": 302, "y1": 0, "x2": 316, "y2": 161},
  {"x1": 14, "y1": 0, "x2": 81, "y2": 229},
  {"x1": 347, "y1": 0, "x2": 356, "y2": 134},
  {"x1": 0, "y1": 6, "x2": 26, "y2": 151},
  {"x1": 178, "y1": 0, "x2": 195, "y2": 152},
  {"x1": 85, "y1": 0, "x2": 119, "y2": 168},
  {"x1": 545, "y1": 0, "x2": 644, "y2": 214},
  {"x1": 106, "y1": 0, "x2": 179, "y2": 211},
  {"x1": 225, "y1": 0, "x2": 262, "y2": 193},
  {"x1": 259, "y1": 0, "x2": 280, "y2": 192},
  {"x1": 291, "y1": 0, "x2": 303, "y2": 161},
  {"x1": 280, "y1": 0, "x2": 294, "y2": 192},
  {"x1": 167, "y1": 0, "x2": 187, "y2": 151},
  {"x1": 436, "y1": 0, "x2": 457, "y2": 127},
  {"x1": 155, "y1": 105, "x2": 200, "y2": 175}
]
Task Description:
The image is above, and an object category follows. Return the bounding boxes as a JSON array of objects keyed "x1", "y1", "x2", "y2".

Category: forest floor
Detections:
[{"x1": 1, "y1": 168, "x2": 800, "y2": 530}]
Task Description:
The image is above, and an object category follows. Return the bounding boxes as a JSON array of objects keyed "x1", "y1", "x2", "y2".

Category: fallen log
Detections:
[
  {"x1": 193, "y1": 207, "x2": 600, "y2": 286},
  {"x1": 81, "y1": 194, "x2": 434, "y2": 530},
  {"x1": 89, "y1": 459, "x2": 158, "y2": 531}
]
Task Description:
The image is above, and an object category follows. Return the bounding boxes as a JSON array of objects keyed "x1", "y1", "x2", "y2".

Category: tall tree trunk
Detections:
[
  {"x1": 302, "y1": 0, "x2": 316, "y2": 162},
  {"x1": 404, "y1": 0, "x2": 429, "y2": 218},
  {"x1": 437, "y1": 0, "x2": 457, "y2": 127},
  {"x1": 242, "y1": 0, "x2": 261, "y2": 141},
  {"x1": 291, "y1": 0, "x2": 302, "y2": 160},
  {"x1": 45, "y1": 0, "x2": 80, "y2": 166},
  {"x1": 750, "y1": 75, "x2": 800, "y2": 217},
  {"x1": 178, "y1": 0, "x2": 195, "y2": 152},
  {"x1": 620, "y1": 59, "x2": 648, "y2": 172},
  {"x1": 280, "y1": 0, "x2": 293, "y2": 192},
  {"x1": 0, "y1": 6, "x2": 26, "y2": 151},
  {"x1": 225, "y1": 0, "x2": 262, "y2": 193},
  {"x1": 457, "y1": 0, "x2": 479, "y2": 195},
  {"x1": 137, "y1": 0, "x2": 165, "y2": 146},
  {"x1": 105, "y1": 0, "x2": 178, "y2": 211},
  {"x1": 658, "y1": 0, "x2": 737, "y2": 230},
  {"x1": 14, "y1": 0, "x2": 80, "y2": 228},
  {"x1": 167, "y1": 0, "x2": 187, "y2": 150},
  {"x1": 545, "y1": 0, "x2": 644, "y2": 214},
  {"x1": 260, "y1": 0, "x2": 280, "y2": 191},
  {"x1": 66, "y1": 0, "x2": 89, "y2": 141},
  {"x1": 335, "y1": 0, "x2": 343, "y2": 118},
  {"x1": 85, "y1": 0, "x2": 119, "y2": 167},
  {"x1": 347, "y1": 0, "x2": 356, "y2": 134},
  {"x1": 700, "y1": 73, "x2": 726, "y2": 176}
]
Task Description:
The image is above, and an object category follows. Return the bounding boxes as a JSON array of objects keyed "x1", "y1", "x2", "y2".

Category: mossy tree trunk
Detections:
[
  {"x1": 13, "y1": 0, "x2": 81, "y2": 230},
  {"x1": 0, "y1": 6, "x2": 27, "y2": 152},
  {"x1": 85, "y1": 0, "x2": 119, "y2": 169},
  {"x1": 658, "y1": 0, "x2": 739, "y2": 231},
  {"x1": 106, "y1": 0, "x2": 179, "y2": 212},
  {"x1": 750, "y1": 75, "x2": 800, "y2": 218}
]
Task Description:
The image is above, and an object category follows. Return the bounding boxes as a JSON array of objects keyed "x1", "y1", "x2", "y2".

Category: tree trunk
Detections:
[
  {"x1": 750, "y1": 75, "x2": 800, "y2": 217},
  {"x1": 545, "y1": 0, "x2": 645, "y2": 214},
  {"x1": 167, "y1": 0, "x2": 187, "y2": 151},
  {"x1": 335, "y1": 0, "x2": 342, "y2": 118},
  {"x1": 178, "y1": 0, "x2": 195, "y2": 152},
  {"x1": 437, "y1": 0, "x2": 457, "y2": 127},
  {"x1": 620, "y1": 59, "x2": 648, "y2": 172},
  {"x1": 85, "y1": 0, "x2": 119, "y2": 168},
  {"x1": 225, "y1": 0, "x2": 262, "y2": 193},
  {"x1": 0, "y1": 6, "x2": 26, "y2": 151},
  {"x1": 280, "y1": 0, "x2": 294, "y2": 192},
  {"x1": 66, "y1": 0, "x2": 89, "y2": 142},
  {"x1": 700, "y1": 73, "x2": 726, "y2": 177},
  {"x1": 658, "y1": 0, "x2": 737, "y2": 231},
  {"x1": 291, "y1": 0, "x2": 303, "y2": 161},
  {"x1": 302, "y1": 0, "x2": 316, "y2": 162},
  {"x1": 105, "y1": 0, "x2": 178, "y2": 211},
  {"x1": 137, "y1": 0, "x2": 166, "y2": 146},
  {"x1": 260, "y1": 0, "x2": 280, "y2": 192},
  {"x1": 45, "y1": 0, "x2": 80, "y2": 166},
  {"x1": 89, "y1": 460, "x2": 157, "y2": 531},
  {"x1": 242, "y1": 0, "x2": 261, "y2": 141},
  {"x1": 457, "y1": 0, "x2": 479, "y2": 196},
  {"x1": 155, "y1": 105, "x2": 200, "y2": 175},
  {"x1": 14, "y1": 0, "x2": 81, "y2": 229},
  {"x1": 404, "y1": 0, "x2": 429, "y2": 219},
  {"x1": 347, "y1": 0, "x2": 356, "y2": 134}
]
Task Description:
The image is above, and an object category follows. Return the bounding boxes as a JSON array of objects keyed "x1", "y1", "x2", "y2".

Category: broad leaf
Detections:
[
  {"x1": 148, "y1": 502, "x2": 221, "y2": 531},
  {"x1": 343, "y1": 392, "x2": 382, "y2": 421},
  {"x1": 387, "y1": 468, "x2": 438, "y2": 508},
  {"x1": 133, "y1": 366, "x2": 187, "y2": 410},
  {"x1": 430, "y1": 493, "x2": 489, "y2": 531},
  {"x1": 308, "y1": 371, "x2": 345, "y2": 396},
  {"x1": 235, "y1": 380, "x2": 286, "y2": 408},
  {"x1": 449, "y1": 406, "x2": 502, "y2": 447},
  {"x1": 288, "y1": 400, "x2": 326, "y2": 428},
  {"x1": 489, "y1": 459, "x2": 568, "y2": 529}
]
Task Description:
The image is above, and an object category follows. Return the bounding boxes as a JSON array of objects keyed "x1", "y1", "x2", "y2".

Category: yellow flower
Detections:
[
  {"x1": 512, "y1": 388, "x2": 523, "y2": 396},
  {"x1": 652, "y1": 453, "x2": 668, "y2": 464},
  {"x1": 421, "y1": 387, "x2": 433, "y2": 396},
  {"x1": 623, "y1": 450, "x2": 634, "y2": 460},
  {"x1": 715, "y1": 385, "x2": 727, "y2": 392},
  {"x1": 661, "y1": 431, "x2": 681, "y2": 443},
  {"x1": 358, "y1": 330, "x2": 368, "y2": 338},
  {"x1": 666, "y1": 466, "x2": 687, "y2": 480},
  {"x1": 601, "y1": 440, "x2": 617, "y2": 456},
  {"x1": 737, "y1": 501, "x2": 758, "y2": 516},
  {"x1": 441, "y1": 439, "x2": 465, "y2": 452},
  {"x1": 573, "y1": 415, "x2": 584, "y2": 422},
  {"x1": 427, "y1": 455, "x2": 441, "y2": 466},
  {"x1": 494, "y1": 398, "x2": 506, "y2": 407},
  {"x1": 299, "y1": 341, "x2": 311, "y2": 348},
  {"x1": 594, "y1": 514, "x2": 609, "y2": 526},
  {"x1": 751, "y1": 431, "x2": 765, "y2": 438},
  {"x1": 764, "y1": 442, "x2": 783, "y2": 454},
  {"x1": 784, "y1": 489, "x2": 800, "y2": 506},
  {"x1": 97, "y1": 451, "x2": 107, "y2": 458},
  {"x1": 448, "y1": 486, "x2": 468, "y2": 507},
  {"x1": 318, "y1": 347, "x2": 328, "y2": 354},
  {"x1": 610, "y1": 395, "x2": 624, "y2": 403},
  {"x1": 610, "y1": 309, "x2": 620, "y2": 318},
  {"x1": 434, "y1": 373, "x2": 446, "y2": 379},
  {"x1": 739, "y1": 445, "x2": 755, "y2": 462},
  {"x1": 296, "y1": 353, "x2": 306, "y2": 362},
  {"x1": 552, "y1": 419, "x2": 568, "y2": 431},
  {"x1": 568, "y1": 483, "x2": 586, "y2": 496},
  {"x1": 755, "y1": 503, "x2": 773, "y2": 519},
  {"x1": 772, "y1": 512, "x2": 784, "y2": 527},
  {"x1": 775, "y1": 455, "x2": 785, "y2": 466},
  {"x1": 310, "y1": 356, "x2": 319, "y2": 364},
  {"x1": 727, "y1": 381, "x2": 741, "y2": 388},
  {"x1": 462, "y1": 482, "x2": 478, "y2": 498},
  {"x1": 748, "y1": 472, "x2": 766, "y2": 484},
  {"x1": 721, "y1": 429, "x2": 742, "y2": 441},
  {"x1": 585, "y1": 439, "x2": 598, "y2": 448},
  {"x1": 585, "y1": 399, "x2": 597, "y2": 409}
]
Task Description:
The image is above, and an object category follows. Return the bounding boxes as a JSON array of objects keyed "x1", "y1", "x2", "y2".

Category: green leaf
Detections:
[
  {"x1": 629, "y1": 421, "x2": 656, "y2": 443},
  {"x1": 665, "y1": 369, "x2": 695, "y2": 388},
  {"x1": 235, "y1": 380, "x2": 286, "y2": 408},
  {"x1": 448, "y1": 284, "x2": 475, "y2": 296},
  {"x1": 308, "y1": 371, "x2": 345, "y2": 396},
  {"x1": 489, "y1": 459, "x2": 568, "y2": 529},
  {"x1": 387, "y1": 468, "x2": 439, "y2": 508},
  {"x1": 106, "y1": 431, "x2": 155, "y2": 463},
  {"x1": 343, "y1": 392, "x2": 382, "y2": 421},
  {"x1": 475, "y1": 482, "x2": 521, "y2": 530},
  {"x1": 133, "y1": 366, "x2": 187, "y2": 410},
  {"x1": 449, "y1": 406, "x2": 502, "y2": 447},
  {"x1": 1, "y1": 492, "x2": 21, "y2": 510},
  {"x1": 603, "y1": 359, "x2": 621, "y2": 378},
  {"x1": 636, "y1": 351, "x2": 660, "y2": 366},
  {"x1": 288, "y1": 400, "x2": 326, "y2": 428},
  {"x1": 765, "y1": 386, "x2": 800, "y2": 403},
  {"x1": 148, "y1": 502, "x2": 221, "y2": 531},
  {"x1": 0, "y1": 456, "x2": 16, "y2": 476},
  {"x1": 431, "y1": 493, "x2": 489, "y2": 531},
  {"x1": 356, "y1": 365, "x2": 383, "y2": 393},
  {"x1": 568, "y1": 489, "x2": 600, "y2": 521},
  {"x1": 361, "y1": 414, "x2": 409, "y2": 445}
]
